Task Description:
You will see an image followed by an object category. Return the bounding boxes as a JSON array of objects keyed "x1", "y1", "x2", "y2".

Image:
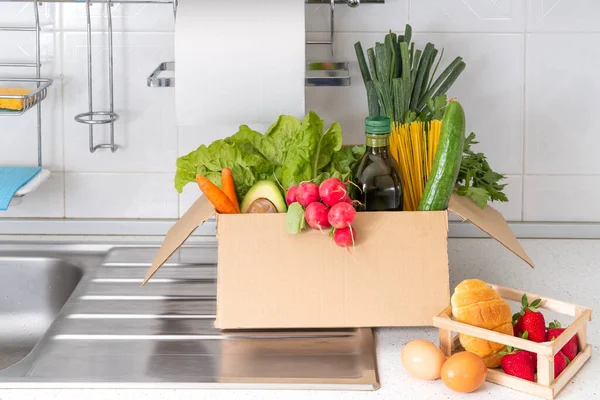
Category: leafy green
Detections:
[
  {"x1": 354, "y1": 24, "x2": 466, "y2": 123},
  {"x1": 174, "y1": 138, "x2": 272, "y2": 200},
  {"x1": 426, "y1": 94, "x2": 448, "y2": 121},
  {"x1": 315, "y1": 122, "x2": 343, "y2": 172},
  {"x1": 454, "y1": 132, "x2": 508, "y2": 208},
  {"x1": 286, "y1": 202, "x2": 305, "y2": 234},
  {"x1": 174, "y1": 112, "x2": 360, "y2": 202}
]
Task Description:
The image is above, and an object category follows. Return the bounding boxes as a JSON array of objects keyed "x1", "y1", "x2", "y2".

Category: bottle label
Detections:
[{"x1": 365, "y1": 134, "x2": 389, "y2": 148}]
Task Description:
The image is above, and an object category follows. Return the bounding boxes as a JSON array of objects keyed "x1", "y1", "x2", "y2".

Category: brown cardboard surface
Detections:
[
  {"x1": 142, "y1": 196, "x2": 215, "y2": 285},
  {"x1": 448, "y1": 193, "x2": 534, "y2": 267},
  {"x1": 215, "y1": 210, "x2": 450, "y2": 329}
]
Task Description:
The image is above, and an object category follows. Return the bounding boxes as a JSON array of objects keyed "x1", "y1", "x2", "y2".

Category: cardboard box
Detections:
[{"x1": 143, "y1": 193, "x2": 532, "y2": 329}]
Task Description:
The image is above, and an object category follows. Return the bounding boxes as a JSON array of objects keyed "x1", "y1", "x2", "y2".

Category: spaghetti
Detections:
[{"x1": 389, "y1": 120, "x2": 442, "y2": 211}]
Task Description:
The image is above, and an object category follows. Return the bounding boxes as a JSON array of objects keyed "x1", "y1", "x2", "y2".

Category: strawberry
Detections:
[
  {"x1": 513, "y1": 314, "x2": 524, "y2": 336},
  {"x1": 547, "y1": 320, "x2": 579, "y2": 361},
  {"x1": 500, "y1": 346, "x2": 535, "y2": 381},
  {"x1": 554, "y1": 351, "x2": 569, "y2": 378},
  {"x1": 519, "y1": 331, "x2": 538, "y2": 369},
  {"x1": 513, "y1": 294, "x2": 546, "y2": 342}
]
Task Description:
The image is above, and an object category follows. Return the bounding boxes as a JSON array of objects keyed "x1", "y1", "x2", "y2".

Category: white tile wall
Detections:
[
  {"x1": 527, "y1": 0, "x2": 600, "y2": 32},
  {"x1": 411, "y1": 32, "x2": 525, "y2": 175},
  {"x1": 523, "y1": 175, "x2": 600, "y2": 222},
  {"x1": 1, "y1": 2, "x2": 56, "y2": 28},
  {"x1": 61, "y1": 3, "x2": 175, "y2": 32},
  {"x1": 65, "y1": 173, "x2": 178, "y2": 218},
  {"x1": 62, "y1": 31, "x2": 177, "y2": 173},
  {"x1": 525, "y1": 33, "x2": 600, "y2": 175},
  {"x1": 2, "y1": 1, "x2": 600, "y2": 224},
  {"x1": 306, "y1": 0, "x2": 408, "y2": 32},
  {"x1": 410, "y1": 0, "x2": 525, "y2": 32}
]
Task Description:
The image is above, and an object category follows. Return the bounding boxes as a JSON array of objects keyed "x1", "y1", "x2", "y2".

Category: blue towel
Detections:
[{"x1": 0, "y1": 166, "x2": 41, "y2": 210}]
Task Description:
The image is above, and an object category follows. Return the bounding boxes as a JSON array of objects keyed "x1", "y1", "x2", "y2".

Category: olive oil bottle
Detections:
[{"x1": 353, "y1": 116, "x2": 403, "y2": 211}]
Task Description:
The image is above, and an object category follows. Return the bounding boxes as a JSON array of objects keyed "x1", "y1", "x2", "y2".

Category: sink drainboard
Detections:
[{"x1": 0, "y1": 245, "x2": 379, "y2": 390}]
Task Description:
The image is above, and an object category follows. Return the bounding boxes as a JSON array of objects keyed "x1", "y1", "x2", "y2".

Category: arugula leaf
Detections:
[{"x1": 454, "y1": 132, "x2": 508, "y2": 208}]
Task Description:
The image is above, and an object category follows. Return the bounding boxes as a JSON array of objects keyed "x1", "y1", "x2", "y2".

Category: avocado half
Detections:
[{"x1": 240, "y1": 180, "x2": 287, "y2": 214}]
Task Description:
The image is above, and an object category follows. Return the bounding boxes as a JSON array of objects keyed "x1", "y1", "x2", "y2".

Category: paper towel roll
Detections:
[{"x1": 175, "y1": 0, "x2": 306, "y2": 127}]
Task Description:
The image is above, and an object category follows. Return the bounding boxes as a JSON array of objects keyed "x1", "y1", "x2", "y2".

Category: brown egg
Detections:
[
  {"x1": 401, "y1": 340, "x2": 447, "y2": 380},
  {"x1": 441, "y1": 352, "x2": 487, "y2": 393}
]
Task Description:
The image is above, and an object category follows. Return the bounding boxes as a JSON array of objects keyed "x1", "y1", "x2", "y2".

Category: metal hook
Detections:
[
  {"x1": 329, "y1": 0, "x2": 335, "y2": 59},
  {"x1": 74, "y1": 0, "x2": 119, "y2": 153}
]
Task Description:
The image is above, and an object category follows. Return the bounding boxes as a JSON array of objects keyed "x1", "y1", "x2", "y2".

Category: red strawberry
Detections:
[
  {"x1": 513, "y1": 316, "x2": 524, "y2": 336},
  {"x1": 519, "y1": 331, "x2": 538, "y2": 369},
  {"x1": 500, "y1": 346, "x2": 535, "y2": 381},
  {"x1": 554, "y1": 352, "x2": 569, "y2": 378},
  {"x1": 547, "y1": 320, "x2": 579, "y2": 361},
  {"x1": 513, "y1": 294, "x2": 546, "y2": 342}
]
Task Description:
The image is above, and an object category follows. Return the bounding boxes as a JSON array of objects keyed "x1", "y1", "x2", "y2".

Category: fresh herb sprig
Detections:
[{"x1": 455, "y1": 132, "x2": 508, "y2": 208}]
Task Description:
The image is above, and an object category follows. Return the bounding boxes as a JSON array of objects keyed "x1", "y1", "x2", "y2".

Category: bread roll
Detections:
[{"x1": 451, "y1": 279, "x2": 513, "y2": 368}]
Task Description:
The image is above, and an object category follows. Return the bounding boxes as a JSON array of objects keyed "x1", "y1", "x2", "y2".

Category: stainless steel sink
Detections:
[
  {"x1": 0, "y1": 257, "x2": 82, "y2": 370},
  {"x1": 0, "y1": 243, "x2": 379, "y2": 390}
]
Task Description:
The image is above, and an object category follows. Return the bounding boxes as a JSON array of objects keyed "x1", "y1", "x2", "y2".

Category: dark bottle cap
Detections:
[{"x1": 365, "y1": 116, "x2": 391, "y2": 135}]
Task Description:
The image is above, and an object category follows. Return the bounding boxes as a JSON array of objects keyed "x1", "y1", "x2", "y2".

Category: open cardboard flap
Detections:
[
  {"x1": 142, "y1": 196, "x2": 215, "y2": 285},
  {"x1": 448, "y1": 192, "x2": 534, "y2": 267},
  {"x1": 142, "y1": 193, "x2": 533, "y2": 288}
]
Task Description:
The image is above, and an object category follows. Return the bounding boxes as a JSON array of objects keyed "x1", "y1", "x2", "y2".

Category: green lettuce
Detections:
[{"x1": 174, "y1": 111, "x2": 364, "y2": 200}]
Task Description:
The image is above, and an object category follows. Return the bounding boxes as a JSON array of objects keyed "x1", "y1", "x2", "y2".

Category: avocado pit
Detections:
[{"x1": 246, "y1": 198, "x2": 278, "y2": 214}]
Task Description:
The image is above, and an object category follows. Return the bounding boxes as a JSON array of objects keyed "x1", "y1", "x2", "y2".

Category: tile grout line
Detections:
[
  {"x1": 176, "y1": 126, "x2": 180, "y2": 218},
  {"x1": 307, "y1": 30, "x2": 600, "y2": 35},
  {"x1": 521, "y1": 31, "x2": 527, "y2": 222},
  {"x1": 59, "y1": 3, "x2": 67, "y2": 219}
]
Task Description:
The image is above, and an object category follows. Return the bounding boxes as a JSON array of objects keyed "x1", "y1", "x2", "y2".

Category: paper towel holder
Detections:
[
  {"x1": 146, "y1": 0, "x2": 386, "y2": 88},
  {"x1": 305, "y1": 0, "x2": 350, "y2": 86}
]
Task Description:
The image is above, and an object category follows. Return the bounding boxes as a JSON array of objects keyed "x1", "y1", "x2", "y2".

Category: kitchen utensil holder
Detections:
[
  {"x1": 74, "y1": 0, "x2": 119, "y2": 153},
  {"x1": 0, "y1": 2, "x2": 52, "y2": 167}
]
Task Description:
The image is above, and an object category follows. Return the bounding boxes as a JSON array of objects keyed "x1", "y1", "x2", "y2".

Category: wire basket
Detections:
[{"x1": 0, "y1": 78, "x2": 53, "y2": 116}]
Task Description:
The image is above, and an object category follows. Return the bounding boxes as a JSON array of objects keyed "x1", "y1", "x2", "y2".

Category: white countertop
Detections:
[{"x1": 1, "y1": 238, "x2": 597, "y2": 400}]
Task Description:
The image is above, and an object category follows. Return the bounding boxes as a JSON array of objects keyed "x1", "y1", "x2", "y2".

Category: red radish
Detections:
[
  {"x1": 295, "y1": 182, "x2": 320, "y2": 207},
  {"x1": 319, "y1": 178, "x2": 347, "y2": 206},
  {"x1": 328, "y1": 202, "x2": 356, "y2": 229},
  {"x1": 304, "y1": 202, "x2": 330, "y2": 230},
  {"x1": 342, "y1": 196, "x2": 353, "y2": 204},
  {"x1": 286, "y1": 185, "x2": 299, "y2": 205},
  {"x1": 333, "y1": 226, "x2": 356, "y2": 248}
]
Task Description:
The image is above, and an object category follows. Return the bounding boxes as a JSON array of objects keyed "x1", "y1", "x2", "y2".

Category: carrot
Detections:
[
  {"x1": 221, "y1": 168, "x2": 240, "y2": 213},
  {"x1": 195, "y1": 174, "x2": 238, "y2": 214}
]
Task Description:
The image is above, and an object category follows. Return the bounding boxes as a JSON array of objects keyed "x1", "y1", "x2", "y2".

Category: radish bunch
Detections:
[{"x1": 286, "y1": 178, "x2": 357, "y2": 249}]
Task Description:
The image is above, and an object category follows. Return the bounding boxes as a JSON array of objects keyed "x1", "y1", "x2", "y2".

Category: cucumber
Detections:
[{"x1": 418, "y1": 101, "x2": 466, "y2": 211}]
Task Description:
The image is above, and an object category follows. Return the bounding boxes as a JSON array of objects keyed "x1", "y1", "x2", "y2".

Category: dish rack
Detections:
[
  {"x1": 0, "y1": 3, "x2": 53, "y2": 167},
  {"x1": 0, "y1": 1, "x2": 53, "y2": 208},
  {"x1": 147, "y1": 0, "x2": 384, "y2": 88}
]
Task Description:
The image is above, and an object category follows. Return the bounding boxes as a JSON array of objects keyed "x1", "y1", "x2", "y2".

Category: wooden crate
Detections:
[{"x1": 432, "y1": 284, "x2": 592, "y2": 399}]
